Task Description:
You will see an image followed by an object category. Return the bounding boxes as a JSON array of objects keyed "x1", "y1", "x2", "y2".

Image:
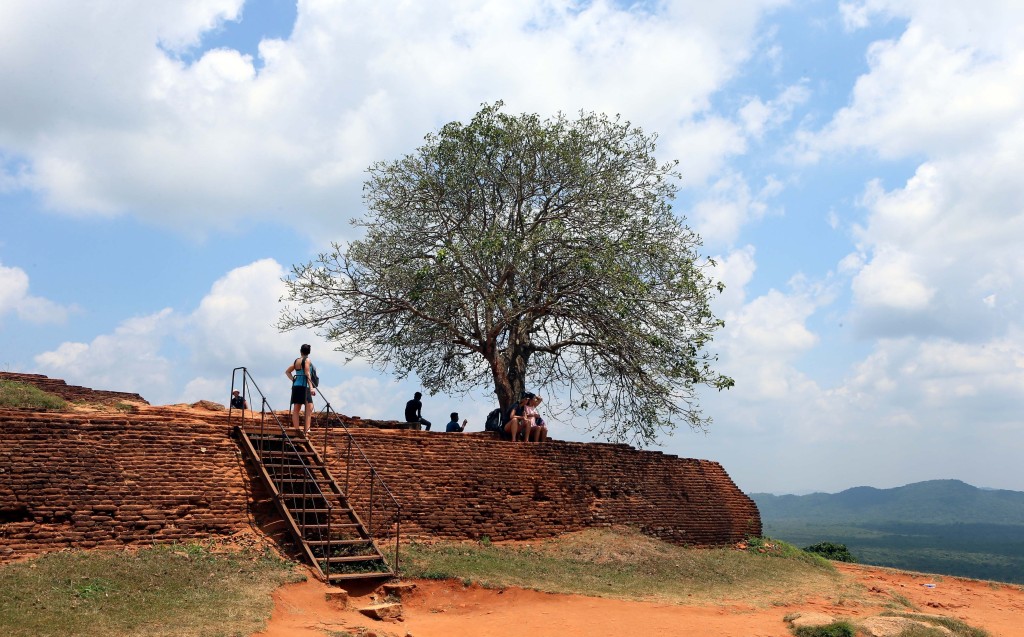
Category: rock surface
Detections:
[{"x1": 359, "y1": 602, "x2": 404, "y2": 622}]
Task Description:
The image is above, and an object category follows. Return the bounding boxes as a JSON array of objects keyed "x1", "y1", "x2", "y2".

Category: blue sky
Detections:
[{"x1": 2, "y1": 0, "x2": 1022, "y2": 495}]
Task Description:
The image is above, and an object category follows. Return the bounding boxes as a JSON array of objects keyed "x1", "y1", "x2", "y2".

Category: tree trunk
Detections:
[{"x1": 491, "y1": 349, "x2": 527, "y2": 411}]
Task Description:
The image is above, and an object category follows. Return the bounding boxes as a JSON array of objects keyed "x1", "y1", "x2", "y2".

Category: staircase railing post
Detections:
[
  {"x1": 368, "y1": 468, "x2": 376, "y2": 541},
  {"x1": 325, "y1": 513, "x2": 332, "y2": 581},
  {"x1": 394, "y1": 513, "x2": 401, "y2": 577},
  {"x1": 322, "y1": 405, "x2": 330, "y2": 462},
  {"x1": 345, "y1": 436, "x2": 352, "y2": 496}
]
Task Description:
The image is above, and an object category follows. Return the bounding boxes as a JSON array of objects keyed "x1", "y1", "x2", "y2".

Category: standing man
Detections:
[
  {"x1": 285, "y1": 343, "x2": 316, "y2": 436},
  {"x1": 404, "y1": 391, "x2": 431, "y2": 431}
]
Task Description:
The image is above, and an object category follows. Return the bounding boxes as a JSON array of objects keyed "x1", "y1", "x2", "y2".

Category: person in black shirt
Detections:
[
  {"x1": 229, "y1": 390, "x2": 248, "y2": 410},
  {"x1": 404, "y1": 391, "x2": 432, "y2": 431}
]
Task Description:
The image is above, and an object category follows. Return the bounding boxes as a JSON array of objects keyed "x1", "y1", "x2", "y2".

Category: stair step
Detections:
[
  {"x1": 322, "y1": 555, "x2": 385, "y2": 564},
  {"x1": 327, "y1": 571, "x2": 394, "y2": 582},
  {"x1": 235, "y1": 419, "x2": 396, "y2": 584},
  {"x1": 244, "y1": 434, "x2": 306, "y2": 444},
  {"x1": 305, "y1": 539, "x2": 373, "y2": 547},
  {"x1": 266, "y1": 468, "x2": 324, "y2": 477}
]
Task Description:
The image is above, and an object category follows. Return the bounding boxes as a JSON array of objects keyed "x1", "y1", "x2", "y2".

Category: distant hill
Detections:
[
  {"x1": 751, "y1": 479, "x2": 1024, "y2": 525},
  {"x1": 749, "y1": 480, "x2": 1024, "y2": 584}
]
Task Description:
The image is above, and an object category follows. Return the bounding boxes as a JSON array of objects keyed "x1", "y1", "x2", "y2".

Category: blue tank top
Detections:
[{"x1": 293, "y1": 358, "x2": 308, "y2": 387}]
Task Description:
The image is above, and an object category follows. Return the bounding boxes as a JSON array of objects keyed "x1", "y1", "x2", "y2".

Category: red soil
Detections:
[{"x1": 253, "y1": 562, "x2": 1024, "y2": 637}]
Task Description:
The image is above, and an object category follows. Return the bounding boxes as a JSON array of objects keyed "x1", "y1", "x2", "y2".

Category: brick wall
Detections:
[
  {"x1": 0, "y1": 408, "x2": 257, "y2": 560},
  {"x1": 0, "y1": 374, "x2": 761, "y2": 560},
  {"x1": 0, "y1": 372, "x2": 148, "y2": 405},
  {"x1": 330, "y1": 429, "x2": 761, "y2": 546}
]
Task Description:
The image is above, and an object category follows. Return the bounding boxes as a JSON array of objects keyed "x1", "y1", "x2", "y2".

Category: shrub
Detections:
[
  {"x1": 793, "y1": 621, "x2": 856, "y2": 637},
  {"x1": 803, "y1": 542, "x2": 858, "y2": 563},
  {"x1": 0, "y1": 381, "x2": 67, "y2": 410}
]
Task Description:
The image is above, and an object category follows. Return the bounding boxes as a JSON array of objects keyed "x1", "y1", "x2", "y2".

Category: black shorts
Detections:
[{"x1": 290, "y1": 385, "x2": 312, "y2": 405}]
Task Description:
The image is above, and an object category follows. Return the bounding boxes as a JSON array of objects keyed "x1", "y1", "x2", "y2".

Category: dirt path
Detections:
[{"x1": 253, "y1": 564, "x2": 1024, "y2": 637}]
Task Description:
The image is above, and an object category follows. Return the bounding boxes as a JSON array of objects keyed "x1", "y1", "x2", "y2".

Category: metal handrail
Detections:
[
  {"x1": 227, "y1": 364, "x2": 399, "y2": 577},
  {"x1": 309, "y1": 395, "x2": 403, "y2": 575},
  {"x1": 229, "y1": 367, "x2": 338, "y2": 579}
]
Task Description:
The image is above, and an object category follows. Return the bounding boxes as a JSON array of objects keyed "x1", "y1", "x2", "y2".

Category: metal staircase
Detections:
[{"x1": 229, "y1": 367, "x2": 401, "y2": 583}]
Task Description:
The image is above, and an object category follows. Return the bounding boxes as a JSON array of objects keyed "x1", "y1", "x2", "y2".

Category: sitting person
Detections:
[
  {"x1": 445, "y1": 412, "x2": 469, "y2": 432},
  {"x1": 525, "y1": 394, "x2": 548, "y2": 442},
  {"x1": 503, "y1": 393, "x2": 531, "y2": 442},
  {"x1": 229, "y1": 390, "x2": 248, "y2": 410},
  {"x1": 405, "y1": 391, "x2": 432, "y2": 431}
]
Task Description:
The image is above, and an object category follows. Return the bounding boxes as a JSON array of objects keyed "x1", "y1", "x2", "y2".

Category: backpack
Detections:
[
  {"x1": 298, "y1": 356, "x2": 320, "y2": 389},
  {"x1": 484, "y1": 408, "x2": 502, "y2": 432}
]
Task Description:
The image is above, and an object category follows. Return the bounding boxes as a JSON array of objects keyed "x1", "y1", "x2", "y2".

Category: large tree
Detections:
[{"x1": 279, "y1": 103, "x2": 732, "y2": 445}]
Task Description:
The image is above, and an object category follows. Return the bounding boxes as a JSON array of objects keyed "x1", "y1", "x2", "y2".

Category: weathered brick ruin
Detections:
[
  {"x1": 338, "y1": 429, "x2": 760, "y2": 545},
  {"x1": 0, "y1": 373, "x2": 760, "y2": 561},
  {"x1": 0, "y1": 372, "x2": 148, "y2": 405}
]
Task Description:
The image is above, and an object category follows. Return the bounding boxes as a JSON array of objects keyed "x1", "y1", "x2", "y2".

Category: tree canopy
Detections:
[{"x1": 279, "y1": 102, "x2": 733, "y2": 445}]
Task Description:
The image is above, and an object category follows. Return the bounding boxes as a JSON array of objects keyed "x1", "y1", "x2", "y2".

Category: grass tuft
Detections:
[
  {"x1": 0, "y1": 380, "x2": 67, "y2": 410},
  {"x1": 888, "y1": 591, "x2": 919, "y2": 610},
  {"x1": 881, "y1": 612, "x2": 989, "y2": 637},
  {"x1": 792, "y1": 621, "x2": 856, "y2": 637}
]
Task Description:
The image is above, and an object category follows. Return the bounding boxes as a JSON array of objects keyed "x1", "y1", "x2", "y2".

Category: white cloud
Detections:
[
  {"x1": 0, "y1": 262, "x2": 71, "y2": 324},
  {"x1": 691, "y1": 173, "x2": 782, "y2": 246},
  {"x1": 711, "y1": 245, "x2": 758, "y2": 313},
  {"x1": 850, "y1": 247, "x2": 934, "y2": 311},
  {"x1": 796, "y1": 1, "x2": 1024, "y2": 344},
  {"x1": 739, "y1": 82, "x2": 811, "y2": 140},
  {"x1": 34, "y1": 308, "x2": 178, "y2": 395},
  {"x1": 30, "y1": 258, "x2": 380, "y2": 405},
  {"x1": 0, "y1": 0, "x2": 786, "y2": 235}
]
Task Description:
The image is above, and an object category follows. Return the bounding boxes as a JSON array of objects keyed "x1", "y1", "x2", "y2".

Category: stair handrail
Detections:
[
  {"x1": 229, "y1": 367, "x2": 339, "y2": 579},
  {"x1": 307, "y1": 390, "x2": 403, "y2": 575}
]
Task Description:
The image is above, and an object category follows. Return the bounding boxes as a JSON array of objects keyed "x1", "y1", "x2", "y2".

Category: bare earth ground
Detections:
[{"x1": 253, "y1": 562, "x2": 1024, "y2": 637}]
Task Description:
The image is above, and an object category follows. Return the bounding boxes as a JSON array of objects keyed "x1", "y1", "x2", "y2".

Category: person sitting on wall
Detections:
[
  {"x1": 445, "y1": 412, "x2": 469, "y2": 432},
  {"x1": 525, "y1": 394, "x2": 548, "y2": 442},
  {"x1": 503, "y1": 393, "x2": 531, "y2": 442},
  {"x1": 229, "y1": 390, "x2": 248, "y2": 410},
  {"x1": 405, "y1": 391, "x2": 432, "y2": 431}
]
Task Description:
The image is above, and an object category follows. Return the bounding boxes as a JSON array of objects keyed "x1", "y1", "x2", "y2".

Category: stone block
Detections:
[{"x1": 358, "y1": 602, "x2": 403, "y2": 622}]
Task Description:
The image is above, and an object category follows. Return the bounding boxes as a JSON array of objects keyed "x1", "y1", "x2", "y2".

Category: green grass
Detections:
[
  {"x1": 402, "y1": 528, "x2": 854, "y2": 606},
  {"x1": 881, "y1": 612, "x2": 989, "y2": 637},
  {"x1": 0, "y1": 380, "x2": 67, "y2": 410},
  {"x1": 0, "y1": 543, "x2": 304, "y2": 637},
  {"x1": 792, "y1": 621, "x2": 856, "y2": 637},
  {"x1": 888, "y1": 591, "x2": 919, "y2": 611}
]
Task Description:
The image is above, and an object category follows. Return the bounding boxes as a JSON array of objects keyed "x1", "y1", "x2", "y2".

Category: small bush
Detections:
[
  {"x1": 793, "y1": 621, "x2": 855, "y2": 637},
  {"x1": 883, "y1": 612, "x2": 990, "y2": 637},
  {"x1": 0, "y1": 381, "x2": 67, "y2": 410},
  {"x1": 893, "y1": 626, "x2": 948, "y2": 637},
  {"x1": 746, "y1": 537, "x2": 831, "y2": 567},
  {"x1": 803, "y1": 542, "x2": 858, "y2": 563}
]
